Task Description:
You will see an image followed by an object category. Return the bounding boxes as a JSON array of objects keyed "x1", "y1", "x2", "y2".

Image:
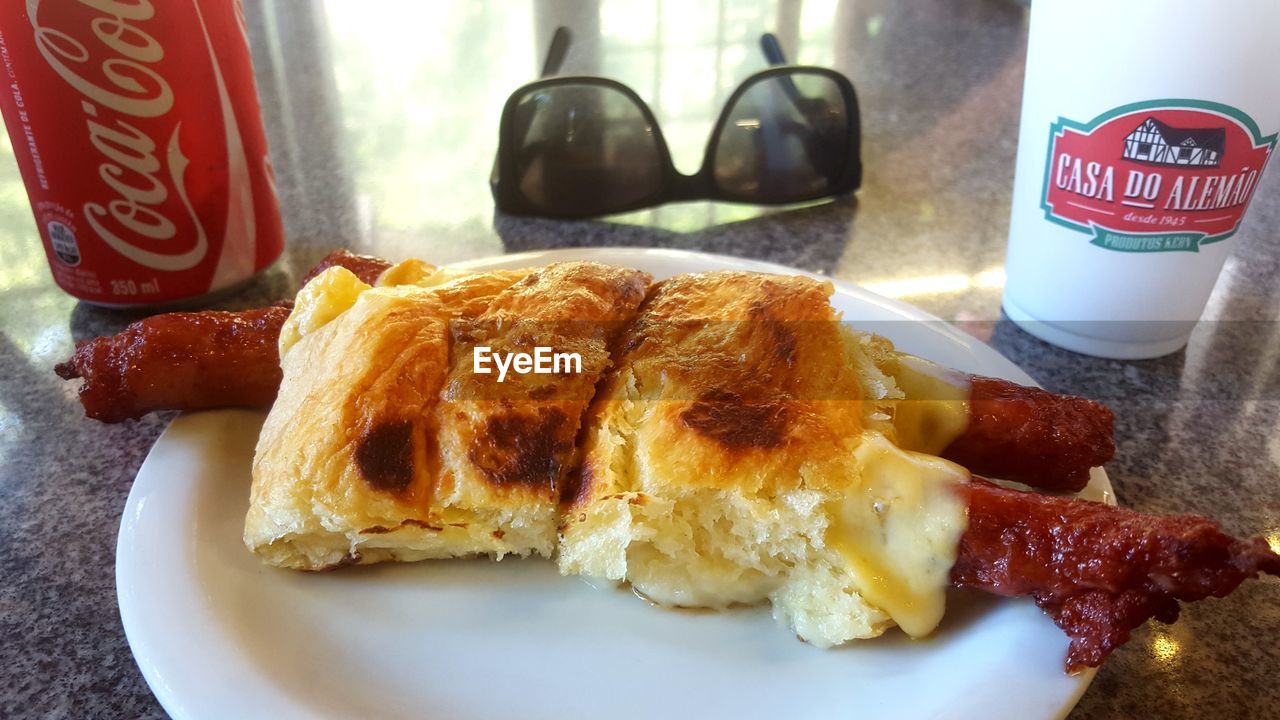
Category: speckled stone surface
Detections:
[{"x1": 1, "y1": 1, "x2": 1277, "y2": 719}]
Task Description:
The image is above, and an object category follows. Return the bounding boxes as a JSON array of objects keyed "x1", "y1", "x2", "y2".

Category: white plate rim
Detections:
[{"x1": 116, "y1": 247, "x2": 1106, "y2": 720}]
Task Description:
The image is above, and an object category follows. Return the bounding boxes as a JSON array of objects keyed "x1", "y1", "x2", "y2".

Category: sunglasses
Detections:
[{"x1": 491, "y1": 28, "x2": 862, "y2": 219}]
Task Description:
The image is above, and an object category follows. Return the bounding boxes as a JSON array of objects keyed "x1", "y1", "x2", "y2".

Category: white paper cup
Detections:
[{"x1": 1004, "y1": 0, "x2": 1280, "y2": 359}]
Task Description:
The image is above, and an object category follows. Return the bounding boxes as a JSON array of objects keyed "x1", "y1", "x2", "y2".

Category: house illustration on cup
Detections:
[{"x1": 1122, "y1": 117, "x2": 1226, "y2": 167}]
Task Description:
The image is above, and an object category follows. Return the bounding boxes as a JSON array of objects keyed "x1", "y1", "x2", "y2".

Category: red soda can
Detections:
[{"x1": 0, "y1": 0, "x2": 284, "y2": 306}]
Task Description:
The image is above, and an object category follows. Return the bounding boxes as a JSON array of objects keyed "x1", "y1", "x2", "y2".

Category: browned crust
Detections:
[
  {"x1": 680, "y1": 389, "x2": 790, "y2": 450},
  {"x1": 571, "y1": 270, "x2": 863, "y2": 503},
  {"x1": 444, "y1": 262, "x2": 652, "y2": 499},
  {"x1": 469, "y1": 408, "x2": 574, "y2": 489},
  {"x1": 355, "y1": 420, "x2": 416, "y2": 492}
]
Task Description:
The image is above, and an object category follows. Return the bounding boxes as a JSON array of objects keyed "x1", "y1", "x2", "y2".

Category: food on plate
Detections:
[
  {"x1": 560, "y1": 270, "x2": 970, "y2": 644},
  {"x1": 54, "y1": 250, "x2": 393, "y2": 423},
  {"x1": 954, "y1": 479, "x2": 1279, "y2": 670},
  {"x1": 54, "y1": 304, "x2": 293, "y2": 423},
  {"x1": 301, "y1": 248, "x2": 397, "y2": 287},
  {"x1": 917, "y1": 368, "x2": 1113, "y2": 493},
  {"x1": 246, "y1": 261, "x2": 649, "y2": 568},
  {"x1": 825, "y1": 351, "x2": 1113, "y2": 493},
  {"x1": 55, "y1": 255, "x2": 1112, "y2": 494},
  {"x1": 557, "y1": 271, "x2": 1277, "y2": 668},
  {"x1": 56, "y1": 250, "x2": 1280, "y2": 673}
]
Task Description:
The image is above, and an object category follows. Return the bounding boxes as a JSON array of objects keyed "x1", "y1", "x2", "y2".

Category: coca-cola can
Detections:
[{"x1": 0, "y1": 0, "x2": 284, "y2": 306}]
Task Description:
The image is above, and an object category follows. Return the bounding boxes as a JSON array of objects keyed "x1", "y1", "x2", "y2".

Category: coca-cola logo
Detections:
[{"x1": 29, "y1": 0, "x2": 208, "y2": 270}]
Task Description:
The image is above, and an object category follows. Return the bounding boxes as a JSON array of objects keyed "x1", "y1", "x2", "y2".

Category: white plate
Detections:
[{"x1": 118, "y1": 248, "x2": 1110, "y2": 720}]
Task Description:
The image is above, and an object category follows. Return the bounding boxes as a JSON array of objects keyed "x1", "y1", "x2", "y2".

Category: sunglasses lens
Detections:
[
  {"x1": 712, "y1": 72, "x2": 852, "y2": 202},
  {"x1": 509, "y1": 84, "x2": 664, "y2": 216}
]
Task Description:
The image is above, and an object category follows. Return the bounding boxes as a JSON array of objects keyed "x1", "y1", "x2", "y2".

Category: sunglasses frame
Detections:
[{"x1": 492, "y1": 65, "x2": 862, "y2": 219}]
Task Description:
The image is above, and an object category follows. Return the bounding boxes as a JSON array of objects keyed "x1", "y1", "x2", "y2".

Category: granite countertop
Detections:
[{"x1": 2, "y1": 1, "x2": 1277, "y2": 718}]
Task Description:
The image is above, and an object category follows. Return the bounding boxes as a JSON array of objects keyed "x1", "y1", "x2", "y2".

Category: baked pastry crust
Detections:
[
  {"x1": 246, "y1": 262, "x2": 649, "y2": 570},
  {"x1": 566, "y1": 270, "x2": 897, "y2": 502},
  {"x1": 556, "y1": 271, "x2": 937, "y2": 644}
]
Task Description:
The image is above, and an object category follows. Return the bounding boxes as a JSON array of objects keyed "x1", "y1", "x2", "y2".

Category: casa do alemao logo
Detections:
[{"x1": 1041, "y1": 99, "x2": 1276, "y2": 252}]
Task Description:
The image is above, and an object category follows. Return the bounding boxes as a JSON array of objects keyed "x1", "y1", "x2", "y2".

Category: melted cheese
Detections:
[
  {"x1": 375, "y1": 258, "x2": 437, "y2": 287},
  {"x1": 825, "y1": 431, "x2": 969, "y2": 638},
  {"x1": 278, "y1": 266, "x2": 371, "y2": 357},
  {"x1": 375, "y1": 258, "x2": 484, "y2": 290},
  {"x1": 891, "y1": 354, "x2": 971, "y2": 456}
]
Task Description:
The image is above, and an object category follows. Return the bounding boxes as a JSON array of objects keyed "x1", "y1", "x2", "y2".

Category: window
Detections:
[{"x1": 1138, "y1": 142, "x2": 1152, "y2": 155}]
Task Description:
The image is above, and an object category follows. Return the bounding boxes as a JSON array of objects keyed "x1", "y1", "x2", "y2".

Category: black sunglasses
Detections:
[{"x1": 491, "y1": 28, "x2": 862, "y2": 219}]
